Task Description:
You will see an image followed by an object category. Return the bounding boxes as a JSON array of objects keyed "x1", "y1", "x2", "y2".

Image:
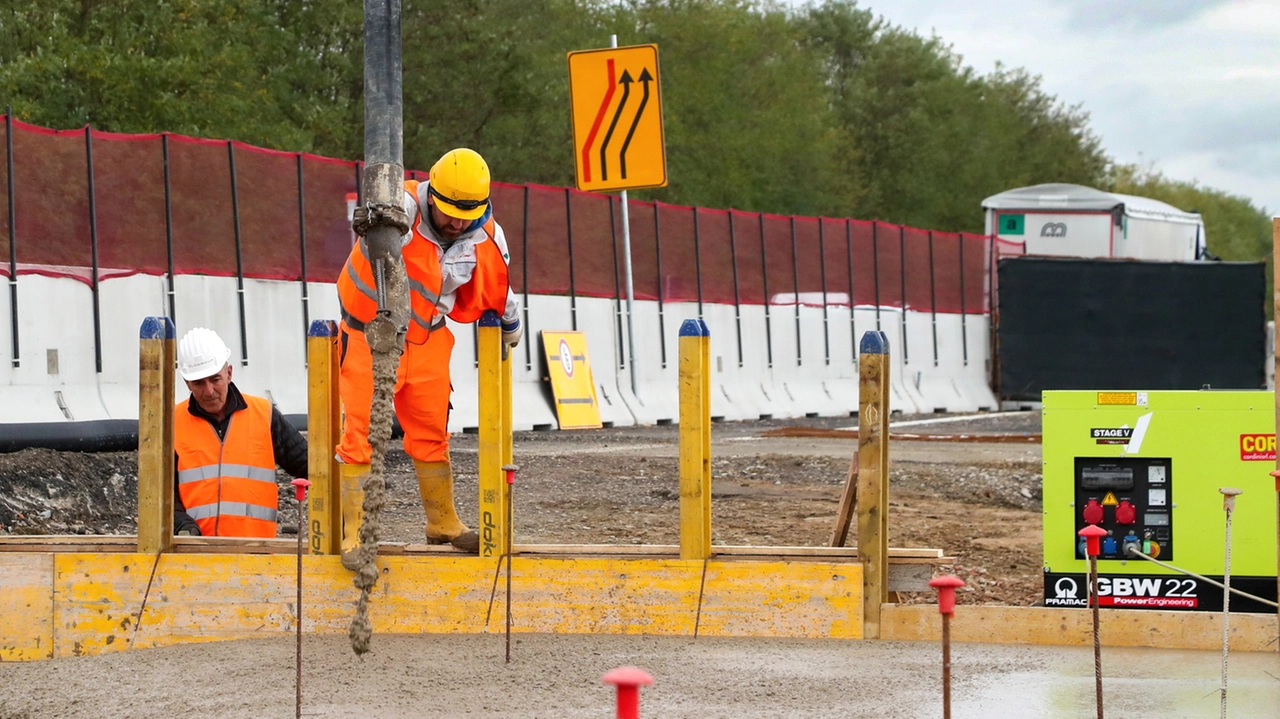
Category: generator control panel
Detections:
[
  {"x1": 1045, "y1": 390, "x2": 1277, "y2": 613},
  {"x1": 1074, "y1": 458, "x2": 1172, "y2": 561}
]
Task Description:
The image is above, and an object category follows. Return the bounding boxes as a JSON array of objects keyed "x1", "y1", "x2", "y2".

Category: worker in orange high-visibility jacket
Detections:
[
  {"x1": 172, "y1": 328, "x2": 309, "y2": 538},
  {"x1": 337, "y1": 148, "x2": 521, "y2": 557}
]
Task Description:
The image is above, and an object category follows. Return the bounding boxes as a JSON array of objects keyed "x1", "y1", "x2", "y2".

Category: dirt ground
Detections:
[{"x1": 0, "y1": 412, "x2": 1044, "y2": 606}]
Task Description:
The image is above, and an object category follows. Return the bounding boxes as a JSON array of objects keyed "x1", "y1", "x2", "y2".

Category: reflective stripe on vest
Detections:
[
  {"x1": 178, "y1": 463, "x2": 277, "y2": 485},
  {"x1": 340, "y1": 307, "x2": 445, "y2": 335},
  {"x1": 339, "y1": 237, "x2": 445, "y2": 344},
  {"x1": 174, "y1": 394, "x2": 278, "y2": 538},
  {"x1": 185, "y1": 501, "x2": 279, "y2": 523}
]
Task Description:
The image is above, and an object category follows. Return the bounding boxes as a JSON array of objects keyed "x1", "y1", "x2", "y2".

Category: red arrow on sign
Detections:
[{"x1": 580, "y1": 58, "x2": 616, "y2": 183}]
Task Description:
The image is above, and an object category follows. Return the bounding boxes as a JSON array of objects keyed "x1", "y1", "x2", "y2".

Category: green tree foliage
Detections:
[
  {"x1": 801, "y1": 1, "x2": 1108, "y2": 231},
  {"x1": 0, "y1": 0, "x2": 1260, "y2": 243},
  {"x1": 612, "y1": 0, "x2": 850, "y2": 215},
  {"x1": 0, "y1": 0, "x2": 362, "y2": 154},
  {"x1": 399, "y1": 0, "x2": 599, "y2": 183}
]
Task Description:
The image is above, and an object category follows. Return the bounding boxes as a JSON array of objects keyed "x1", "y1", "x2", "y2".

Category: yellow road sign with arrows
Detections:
[{"x1": 567, "y1": 44, "x2": 667, "y2": 193}]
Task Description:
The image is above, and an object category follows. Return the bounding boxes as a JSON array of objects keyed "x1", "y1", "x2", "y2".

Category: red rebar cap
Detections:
[
  {"x1": 928, "y1": 575, "x2": 965, "y2": 615},
  {"x1": 602, "y1": 666, "x2": 654, "y2": 688},
  {"x1": 291, "y1": 478, "x2": 312, "y2": 502},
  {"x1": 1269, "y1": 469, "x2": 1280, "y2": 492},
  {"x1": 1078, "y1": 524, "x2": 1107, "y2": 557}
]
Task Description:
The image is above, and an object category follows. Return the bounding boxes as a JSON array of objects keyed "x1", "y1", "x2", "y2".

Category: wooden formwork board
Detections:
[
  {"x1": 0, "y1": 553, "x2": 863, "y2": 661},
  {"x1": 0, "y1": 554, "x2": 54, "y2": 660},
  {"x1": 882, "y1": 604, "x2": 1280, "y2": 653}
]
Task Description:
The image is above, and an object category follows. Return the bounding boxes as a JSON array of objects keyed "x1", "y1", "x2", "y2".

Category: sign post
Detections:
[{"x1": 568, "y1": 38, "x2": 666, "y2": 399}]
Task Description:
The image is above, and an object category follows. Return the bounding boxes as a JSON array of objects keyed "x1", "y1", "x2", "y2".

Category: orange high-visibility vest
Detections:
[
  {"x1": 174, "y1": 395, "x2": 279, "y2": 538},
  {"x1": 337, "y1": 180, "x2": 510, "y2": 343}
]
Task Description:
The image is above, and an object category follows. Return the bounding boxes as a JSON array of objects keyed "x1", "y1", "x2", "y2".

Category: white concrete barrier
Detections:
[
  {"x1": 767, "y1": 304, "x2": 854, "y2": 417},
  {"x1": 0, "y1": 273, "x2": 999, "y2": 440}
]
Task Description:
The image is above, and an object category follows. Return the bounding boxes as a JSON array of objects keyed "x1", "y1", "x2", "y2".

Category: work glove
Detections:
[
  {"x1": 501, "y1": 317, "x2": 523, "y2": 350},
  {"x1": 176, "y1": 524, "x2": 201, "y2": 537}
]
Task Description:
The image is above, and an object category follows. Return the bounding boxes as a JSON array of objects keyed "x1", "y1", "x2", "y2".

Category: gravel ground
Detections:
[{"x1": 0, "y1": 412, "x2": 1046, "y2": 606}]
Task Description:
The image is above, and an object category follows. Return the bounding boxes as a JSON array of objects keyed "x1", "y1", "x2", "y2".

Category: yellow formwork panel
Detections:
[
  {"x1": 0, "y1": 554, "x2": 54, "y2": 660},
  {"x1": 10, "y1": 553, "x2": 863, "y2": 660},
  {"x1": 700, "y1": 560, "x2": 862, "y2": 639},
  {"x1": 882, "y1": 604, "x2": 1279, "y2": 652}
]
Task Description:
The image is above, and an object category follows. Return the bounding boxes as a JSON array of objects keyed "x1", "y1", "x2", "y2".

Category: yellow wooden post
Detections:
[
  {"x1": 856, "y1": 330, "x2": 890, "y2": 638},
  {"x1": 477, "y1": 310, "x2": 510, "y2": 558},
  {"x1": 137, "y1": 316, "x2": 176, "y2": 555},
  {"x1": 306, "y1": 320, "x2": 342, "y2": 555},
  {"x1": 679, "y1": 319, "x2": 712, "y2": 559}
]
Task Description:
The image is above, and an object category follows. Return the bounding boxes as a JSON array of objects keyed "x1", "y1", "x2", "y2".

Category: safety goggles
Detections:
[{"x1": 429, "y1": 184, "x2": 489, "y2": 211}]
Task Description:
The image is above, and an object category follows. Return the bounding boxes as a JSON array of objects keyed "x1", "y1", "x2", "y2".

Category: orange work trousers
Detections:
[{"x1": 337, "y1": 321, "x2": 454, "y2": 465}]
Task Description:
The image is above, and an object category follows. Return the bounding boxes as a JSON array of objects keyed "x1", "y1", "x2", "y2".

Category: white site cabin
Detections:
[{"x1": 982, "y1": 183, "x2": 1206, "y2": 261}]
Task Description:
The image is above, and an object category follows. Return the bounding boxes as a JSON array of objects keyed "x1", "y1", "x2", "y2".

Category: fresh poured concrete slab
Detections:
[{"x1": 0, "y1": 633, "x2": 1273, "y2": 718}]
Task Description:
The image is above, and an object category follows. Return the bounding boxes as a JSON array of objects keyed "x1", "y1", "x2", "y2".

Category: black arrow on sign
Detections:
[
  {"x1": 619, "y1": 68, "x2": 652, "y2": 180},
  {"x1": 599, "y1": 70, "x2": 633, "y2": 182}
]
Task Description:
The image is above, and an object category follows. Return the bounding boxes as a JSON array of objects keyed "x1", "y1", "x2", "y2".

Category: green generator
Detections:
[{"x1": 1043, "y1": 390, "x2": 1277, "y2": 612}]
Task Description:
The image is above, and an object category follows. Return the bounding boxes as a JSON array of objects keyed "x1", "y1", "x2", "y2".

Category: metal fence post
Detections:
[
  {"x1": 654, "y1": 203, "x2": 667, "y2": 368},
  {"x1": 609, "y1": 194, "x2": 625, "y2": 369},
  {"x1": 928, "y1": 231, "x2": 938, "y2": 366},
  {"x1": 693, "y1": 207, "x2": 703, "y2": 317},
  {"x1": 227, "y1": 141, "x2": 248, "y2": 365},
  {"x1": 565, "y1": 187, "x2": 578, "y2": 331},
  {"x1": 819, "y1": 219, "x2": 830, "y2": 365},
  {"x1": 846, "y1": 219, "x2": 856, "y2": 365},
  {"x1": 161, "y1": 134, "x2": 177, "y2": 324},
  {"x1": 523, "y1": 185, "x2": 532, "y2": 372},
  {"x1": 729, "y1": 211, "x2": 744, "y2": 368},
  {"x1": 959, "y1": 233, "x2": 968, "y2": 365},
  {"x1": 789, "y1": 216, "x2": 801, "y2": 366},
  {"x1": 297, "y1": 154, "x2": 311, "y2": 346},
  {"x1": 4, "y1": 107, "x2": 17, "y2": 367},
  {"x1": 871, "y1": 221, "x2": 881, "y2": 331},
  {"x1": 85, "y1": 127, "x2": 102, "y2": 373},
  {"x1": 898, "y1": 224, "x2": 908, "y2": 363},
  {"x1": 759, "y1": 213, "x2": 773, "y2": 369}
]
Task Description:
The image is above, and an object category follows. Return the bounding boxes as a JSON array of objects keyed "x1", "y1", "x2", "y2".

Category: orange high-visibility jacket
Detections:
[
  {"x1": 338, "y1": 179, "x2": 512, "y2": 344},
  {"x1": 174, "y1": 395, "x2": 279, "y2": 538}
]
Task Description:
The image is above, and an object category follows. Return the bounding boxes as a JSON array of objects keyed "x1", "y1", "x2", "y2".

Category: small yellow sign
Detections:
[
  {"x1": 1102, "y1": 492, "x2": 1119, "y2": 506},
  {"x1": 541, "y1": 330, "x2": 602, "y2": 430},
  {"x1": 1097, "y1": 392, "x2": 1137, "y2": 405},
  {"x1": 568, "y1": 44, "x2": 666, "y2": 192}
]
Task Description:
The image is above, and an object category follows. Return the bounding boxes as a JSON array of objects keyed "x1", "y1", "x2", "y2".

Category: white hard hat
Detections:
[{"x1": 177, "y1": 328, "x2": 232, "y2": 381}]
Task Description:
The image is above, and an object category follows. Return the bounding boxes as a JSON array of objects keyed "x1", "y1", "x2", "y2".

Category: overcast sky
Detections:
[{"x1": 791, "y1": 0, "x2": 1280, "y2": 214}]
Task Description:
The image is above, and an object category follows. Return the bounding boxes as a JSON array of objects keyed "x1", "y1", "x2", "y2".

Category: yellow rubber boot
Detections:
[
  {"x1": 339, "y1": 462, "x2": 368, "y2": 570},
  {"x1": 414, "y1": 459, "x2": 479, "y2": 553}
]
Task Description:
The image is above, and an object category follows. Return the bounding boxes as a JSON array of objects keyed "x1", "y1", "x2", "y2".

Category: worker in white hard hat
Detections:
[
  {"x1": 336, "y1": 148, "x2": 522, "y2": 557},
  {"x1": 172, "y1": 327, "x2": 309, "y2": 537}
]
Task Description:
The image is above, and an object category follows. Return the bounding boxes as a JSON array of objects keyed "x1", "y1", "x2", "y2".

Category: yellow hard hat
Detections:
[{"x1": 428, "y1": 148, "x2": 490, "y2": 221}]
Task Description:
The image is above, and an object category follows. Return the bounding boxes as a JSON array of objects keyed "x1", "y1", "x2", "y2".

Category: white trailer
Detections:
[{"x1": 982, "y1": 183, "x2": 1205, "y2": 261}]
